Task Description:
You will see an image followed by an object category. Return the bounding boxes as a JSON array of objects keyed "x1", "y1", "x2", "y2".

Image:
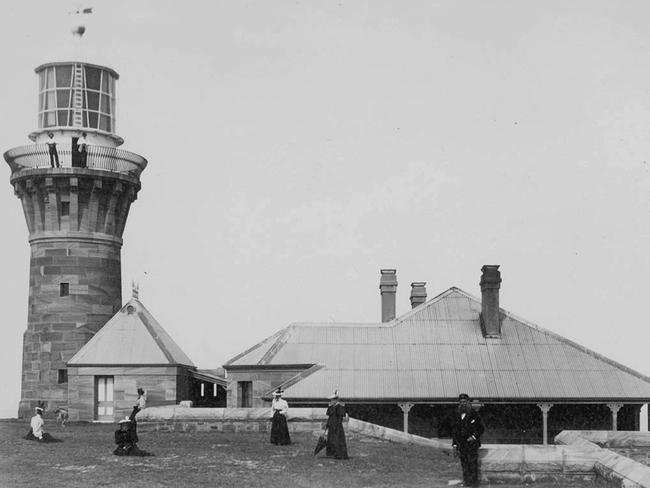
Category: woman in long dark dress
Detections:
[
  {"x1": 270, "y1": 388, "x2": 291, "y2": 445},
  {"x1": 113, "y1": 417, "x2": 153, "y2": 457},
  {"x1": 325, "y1": 390, "x2": 349, "y2": 459}
]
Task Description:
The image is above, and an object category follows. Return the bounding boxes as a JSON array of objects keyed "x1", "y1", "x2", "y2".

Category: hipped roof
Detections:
[
  {"x1": 68, "y1": 298, "x2": 195, "y2": 367},
  {"x1": 224, "y1": 288, "x2": 650, "y2": 402}
]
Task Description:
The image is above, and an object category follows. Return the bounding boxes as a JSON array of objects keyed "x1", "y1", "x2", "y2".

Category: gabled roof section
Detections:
[
  {"x1": 225, "y1": 287, "x2": 650, "y2": 401},
  {"x1": 223, "y1": 322, "x2": 381, "y2": 367},
  {"x1": 68, "y1": 298, "x2": 195, "y2": 367}
]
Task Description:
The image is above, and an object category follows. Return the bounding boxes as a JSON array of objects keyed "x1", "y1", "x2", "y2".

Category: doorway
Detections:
[{"x1": 95, "y1": 376, "x2": 114, "y2": 421}]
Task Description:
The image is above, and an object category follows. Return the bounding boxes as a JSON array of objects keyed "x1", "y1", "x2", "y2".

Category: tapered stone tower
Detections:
[{"x1": 4, "y1": 22, "x2": 147, "y2": 418}]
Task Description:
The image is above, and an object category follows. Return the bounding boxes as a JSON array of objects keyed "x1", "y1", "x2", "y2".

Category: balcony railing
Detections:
[{"x1": 4, "y1": 144, "x2": 147, "y2": 178}]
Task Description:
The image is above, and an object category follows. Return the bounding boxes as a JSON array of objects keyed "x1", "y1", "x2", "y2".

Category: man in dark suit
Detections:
[{"x1": 452, "y1": 393, "x2": 484, "y2": 487}]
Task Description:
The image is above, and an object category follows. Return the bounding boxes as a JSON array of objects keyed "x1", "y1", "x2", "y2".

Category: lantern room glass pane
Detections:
[
  {"x1": 39, "y1": 71, "x2": 46, "y2": 90},
  {"x1": 56, "y1": 90, "x2": 70, "y2": 108},
  {"x1": 88, "y1": 111, "x2": 98, "y2": 128},
  {"x1": 55, "y1": 66, "x2": 72, "y2": 87},
  {"x1": 57, "y1": 110, "x2": 68, "y2": 125},
  {"x1": 85, "y1": 67, "x2": 101, "y2": 90},
  {"x1": 100, "y1": 94, "x2": 111, "y2": 114},
  {"x1": 101, "y1": 71, "x2": 109, "y2": 92},
  {"x1": 46, "y1": 68, "x2": 55, "y2": 89},
  {"x1": 39, "y1": 93, "x2": 44, "y2": 111},
  {"x1": 45, "y1": 91, "x2": 56, "y2": 110},
  {"x1": 99, "y1": 114, "x2": 111, "y2": 132},
  {"x1": 44, "y1": 111, "x2": 56, "y2": 127},
  {"x1": 87, "y1": 91, "x2": 99, "y2": 111}
]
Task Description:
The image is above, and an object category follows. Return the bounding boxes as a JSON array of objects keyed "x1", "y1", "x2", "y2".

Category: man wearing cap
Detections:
[
  {"x1": 46, "y1": 132, "x2": 60, "y2": 168},
  {"x1": 452, "y1": 393, "x2": 484, "y2": 487},
  {"x1": 270, "y1": 388, "x2": 291, "y2": 445}
]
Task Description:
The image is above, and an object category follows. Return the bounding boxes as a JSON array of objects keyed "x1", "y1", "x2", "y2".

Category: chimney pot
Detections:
[
  {"x1": 379, "y1": 269, "x2": 397, "y2": 322},
  {"x1": 480, "y1": 265, "x2": 502, "y2": 337},
  {"x1": 410, "y1": 282, "x2": 427, "y2": 309}
]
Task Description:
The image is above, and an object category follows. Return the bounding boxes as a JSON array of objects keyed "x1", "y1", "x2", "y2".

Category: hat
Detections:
[
  {"x1": 328, "y1": 390, "x2": 339, "y2": 400},
  {"x1": 35, "y1": 407, "x2": 44, "y2": 413},
  {"x1": 137, "y1": 388, "x2": 145, "y2": 395},
  {"x1": 458, "y1": 393, "x2": 470, "y2": 401},
  {"x1": 273, "y1": 388, "x2": 283, "y2": 397},
  {"x1": 118, "y1": 416, "x2": 132, "y2": 424}
]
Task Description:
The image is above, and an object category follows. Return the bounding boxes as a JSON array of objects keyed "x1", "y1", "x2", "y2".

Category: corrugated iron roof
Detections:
[
  {"x1": 68, "y1": 298, "x2": 195, "y2": 367},
  {"x1": 224, "y1": 287, "x2": 650, "y2": 401}
]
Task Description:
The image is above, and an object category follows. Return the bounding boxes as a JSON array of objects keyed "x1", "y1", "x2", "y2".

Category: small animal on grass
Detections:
[{"x1": 54, "y1": 407, "x2": 69, "y2": 427}]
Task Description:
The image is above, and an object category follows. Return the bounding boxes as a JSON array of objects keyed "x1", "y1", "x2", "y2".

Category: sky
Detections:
[{"x1": 0, "y1": 0, "x2": 650, "y2": 418}]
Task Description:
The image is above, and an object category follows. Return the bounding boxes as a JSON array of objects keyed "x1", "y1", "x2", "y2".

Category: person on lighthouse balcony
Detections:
[
  {"x1": 46, "y1": 132, "x2": 60, "y2": 168},
  {"x1": 270, "y1": 388, "x2": 291, "y2": 445}
]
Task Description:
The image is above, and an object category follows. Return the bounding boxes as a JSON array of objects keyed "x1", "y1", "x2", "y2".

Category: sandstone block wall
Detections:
[
  {"x1": 12, "y1": 170, "x2": 141, "y2": 418},
  {"x1": 67, "y1": 366, "x2": 190, "y2": 421}
]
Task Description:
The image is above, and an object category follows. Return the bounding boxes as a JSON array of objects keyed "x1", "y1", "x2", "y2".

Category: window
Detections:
[
  {"x1": 36, "y1": 63, "x2": 116, "y2": 133},
  {"x1": 60, "y1": 201, "x2": 70, "y2": 217},
  {"x1": 58, "y1": 369, "x2": 68, "y2": 384},
  {"x1": 60, "y1": 282, "x2": 69, "y2": 297},
  {"x1": 238, "y1": 381, "x2": 252, "y2": 408}
]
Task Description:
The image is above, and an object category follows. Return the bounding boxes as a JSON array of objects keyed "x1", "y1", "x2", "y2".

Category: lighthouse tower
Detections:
[{"x1": 3, "y1": 15, "x2": 147, "y2": 417}]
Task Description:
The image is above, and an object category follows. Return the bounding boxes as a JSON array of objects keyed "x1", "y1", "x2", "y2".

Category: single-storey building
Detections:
[
  {"x1": 224, "y1": 266, "x2": 650, "y2": 444},
  {"x1": 67, "y1": 293, "x2": 226, "y2": 421}
]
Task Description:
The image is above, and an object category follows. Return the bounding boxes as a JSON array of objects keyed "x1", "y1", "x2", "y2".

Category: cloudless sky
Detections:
[{"x1": 1, "y1": 0, "x2": 650, "y2": 418}]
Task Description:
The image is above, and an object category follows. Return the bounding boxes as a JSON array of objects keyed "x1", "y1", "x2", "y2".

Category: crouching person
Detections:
[
  {"x1": 25, "y1": 406, "x2": 62, "y2": 443},
  {"x1": 113, "y1": 417, "x2": 153, "y2": 456}
]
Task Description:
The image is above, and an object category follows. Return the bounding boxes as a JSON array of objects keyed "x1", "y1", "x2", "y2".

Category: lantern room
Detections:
[{"x1": 30, "y1": 62, "x2": 122, "y2": 147}]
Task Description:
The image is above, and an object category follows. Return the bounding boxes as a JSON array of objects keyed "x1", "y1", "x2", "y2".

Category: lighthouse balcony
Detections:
[{"x1": 4, "y1": 144, "x2": 147, "y2": 178}]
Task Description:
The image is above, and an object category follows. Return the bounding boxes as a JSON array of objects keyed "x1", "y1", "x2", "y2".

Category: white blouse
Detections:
[
  {"x1": 271, "y1": 398, "x2": 289, "y2": 416},
  {"x1": 30, "y1": 415, "x2": 44, "y2": 439}
]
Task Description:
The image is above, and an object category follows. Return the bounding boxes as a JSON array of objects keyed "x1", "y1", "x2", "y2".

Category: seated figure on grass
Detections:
[
  {"x1": 113, "y1": 417, "x2": 153, "y2": 457},
  {"x1": 25, "y1": 406, "x2": 62, "y2": 443}
]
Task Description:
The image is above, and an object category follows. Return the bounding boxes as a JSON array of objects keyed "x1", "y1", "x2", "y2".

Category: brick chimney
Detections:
[
  {"x1": 379, "y1": 269, "x2": 398, "y2": 322},
  {"x1": 410, "y1": 282, "x2": 427, "y2": 309},
  {"x1": 480, "y1": 265, "x2": 502, "y2": 337}
]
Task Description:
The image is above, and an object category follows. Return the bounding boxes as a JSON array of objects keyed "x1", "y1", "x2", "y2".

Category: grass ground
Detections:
[{"x1": 0, "y1": 420, "x2": 592, "y2": 488}]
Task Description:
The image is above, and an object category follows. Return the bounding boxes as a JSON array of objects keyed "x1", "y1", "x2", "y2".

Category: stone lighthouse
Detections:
[{"x1": 3, "y1": 17, "x2": 147, "y2": 418}]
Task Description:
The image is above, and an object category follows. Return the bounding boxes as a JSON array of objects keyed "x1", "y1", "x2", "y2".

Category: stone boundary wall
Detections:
[
  {"x1": 479, "y1": 444, "x2": 595, "y2": 484},
  {"x1": 137, "y1": 407, "x2": 328, "y2": 433},
  {"x1": 556, "y1": 431, "x2": 650, "y2": 487},
  {"x1": 560, "y1": 431, "x2": 650, "y2": 448}
]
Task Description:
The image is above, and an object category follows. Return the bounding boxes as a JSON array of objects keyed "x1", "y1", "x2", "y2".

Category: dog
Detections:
[{"x1": 54, "y1": 407, "x2": 69, "y2": 427}]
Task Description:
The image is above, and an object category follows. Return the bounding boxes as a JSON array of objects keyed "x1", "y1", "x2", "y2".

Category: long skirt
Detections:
[
  {"x1": 325, "y1": 422, "x2": 348, "y2": 459},
  {"x1": 113, "y1": 443, "x2": 153, "y2": 457},
  {"x1": 24, "y1": 429, "x2": 62, "y2": 443},
  {"x1": 270, "y1": 412, "x2": 291, "y2": 445}
]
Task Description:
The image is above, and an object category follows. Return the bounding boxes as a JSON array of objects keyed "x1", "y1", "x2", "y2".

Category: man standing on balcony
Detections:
[
  {"x1": 77, "y1": 132, "x2": 88, "y2": 167},
  {"x1": 46, "y1": 133, "x2": 60, "y2": 168}
]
